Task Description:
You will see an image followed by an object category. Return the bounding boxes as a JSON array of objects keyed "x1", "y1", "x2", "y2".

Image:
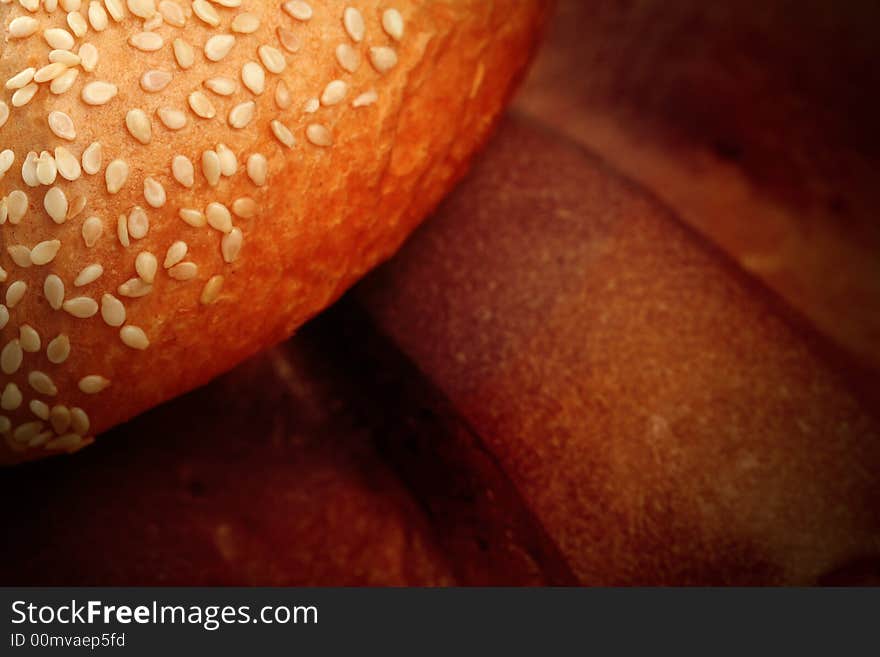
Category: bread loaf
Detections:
[{"x1": 0, "y1": 0, "x2": 549, "y2": 463}]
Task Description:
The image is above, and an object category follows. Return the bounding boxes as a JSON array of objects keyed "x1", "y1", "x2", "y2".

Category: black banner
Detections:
[{"x1": 0, "y1": 588, "x2": 875, "y2": 654}]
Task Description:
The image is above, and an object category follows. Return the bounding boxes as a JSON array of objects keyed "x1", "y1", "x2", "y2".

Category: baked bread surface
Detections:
[{"x1": 0, "y1": 0, "x2": 549, "y2": 463}]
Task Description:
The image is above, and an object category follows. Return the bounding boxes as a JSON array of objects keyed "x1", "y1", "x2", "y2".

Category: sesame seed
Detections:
[
  {"x1": 78, "y1": 375, "x2": 110, "y2": 394},
  {"x1": 1, "y1": 383, "x2": 22, "y2": 411},
  {"x1": 117, "y1": 214, "x2": 130, "y2": 246},
  {"x1": 6, "y1": 281, "x2": 27, "y2": 308},
  {"x1": 343, "y1": 7, "x2": 365, "y2": 42},
  {"x1": 126, "y1": 109, "x2": 152, "y2": 144},
  {"x1": 50, "y1": 68, "x2": 79, "y2": 94},
  {"x1": 232, "y1": 197, "x2": 256, "y2": 218},
  {"x1": 120, "y1": 325, "x2": 149, "y2": 350},
  {"x1": 12, "y1": 83, "x2": 39, "y2": 107},
  {"x1": 49, "y1": 49, "x2": 81, "y2": 66},
  {"x1": 303, "y1": 98, "x2": 319, "y2": 113},
  {"x1": 54, "y1": 146, "x2": 82, "y2": 181},
  {"x1": 19, "y1": 325, "x2": 40, "y2": 352},
  {"x1": 352, "y1": 89, "x2": 377, "y2": 108},
  {"x1": 9, "y1": 16, "x2": 39, "y2": 38},
  {"x1": 141, "y1": 69, "x2": 172, "y2": 92},
  {"x1": 335, "y1": 43, "x2": 360, "y2": 73},
  {"x1": 283, "y1": 0, "x2": 311, "y2": 20},
  {"x1": 6, "y1": 68, "x2": 35, "y2": 90},
  {"x1": 70, "y1": 407, "x2": 90, "y2": 434},
  {"x1": 203, "y1": 76, "x2": 236, "y2": 96},
  {"x1": 7, "y1": 191, "x2": 28, "y2": 223},
  {"x1": 158, "y1": 0, "x2": 185, "y2": 26},
  {"x1": 8, "y1": 245, "x2": 31, "y2": 268},
  {"x1": 258, "y1": 45, "x2": 286, "y2": 73},
  {"x1": 46, "y1": 334, "x2": 70, "y2": 365},
  {"x1": 129, "y1": 31, "x2": 163, "y2": 51},
  {"x1": 46, "y1": 433, "x2": 85, "y2": 450},
  {"x1": 202, "y1": 150, "x2": 221, "y2": 186},
  {"x1": 172, "y1": 38, "x2": 195, "y2": 69},
  {"x1": 275, "y1": 79, "x2": 292, "y2": 109},
  {"x1": 81, "y1": 217, "x2": 102, "y2": 248},
  {"x1": 369, "y1": 46, "x2": 398, "y2": 74},
  {"x1": 21, "y1": 154, "x2": 39, "y2": 188},
  {"x1": 30, "y1": 400, "x2": 50, "y2": 421},
  {"x1": 277, "y1": 27, "x2": 301, "y2": 53},
  {"x1": 118, "y1": 278, "x2": 152, "y2": 297},
  {"x1": 35, "y1": 62, "x2": 69, "y2": 83},
  {"x1": 0, "y1": 149, "x2": 14, "y2": 175},
  {"x1": 321, "y1": 79, "x2": 348, "y2": 106},
  {"x1": 88, "y1": 1, "x2": 109, "y2": 30},
  {"x1": 104, "y1": 0, "x2": 125, "y2": 22},
  {"x1": 216, "y1": 143, "x2": 237, "y2": 176},
  {"x1": 63, "y1": 296, "x2": 98, "y2": 318},
  {"x1": 44, "y1": 27, "x2": 75, "y2": 50},
  {"x1": 0, "y1": 102, "x2": 8, "y2": 129},
  {"x1": 136, "y1": 251, "x2": 158, "y2": 282},
  {"x1": 200, "y1": 275, "x2": 224, "y2": 304},
  {"x1": 231, "y1": 12, "x2": 259, "y2": 33},
  {"x1": 67, "y1": 11, "x2": 88, "y2": 36},
  {"x1": 127, "y1": 0, "x2": 155, "y2": 18},
  {"x1": 105, "y1": 159, "x2": 129, "y2": 193},
  {"x1": 158, "y1": 107, "x2": 187, "y2": 130},
  {"x1": 143, "y1": 177, "x2": 166, "y2": 208},
  {"x1": 1, "y1": 340, "x2": 23, "y2": 375},
  {"x1": 168, "y1": 262, "x2": 198, "y2": 281},
  {"x1": 188, "y1": 91, "x2": 216, "y2": 119},
  {"x1": 382, "y1": 8, "x2": 404, "y2": 41},
  {"x1": 31, "y1": 239, "x2": 62, "y2": 265},
  {"x1": 44, "y1": 187, "x2": 68, "y2": 224},
  {"x1": 271, "y1": 120, "x2": 295, "y2": 148},
  {"x1": 78, "y1": 43, "x2": 99, "y2": 71},
  {"x1": 221, "y1": 227, "x2": 243, "y2": 263},
  {"x1": 74, "y1": 263, "x2": 103, "y2": 287},
  {"x1": 44, "y1": 275, "x2": 65, "y2": 309},
  {"x1": 241, "y1": 62, "x2": 265, "y2": 95},
  {"x1": 82, "y1": 141, "x2": 102, "y2": 174},
  {"x1": 205, "y1": 34, "x2": 235, "y2": 61},
  {"x1": 13, "y1": 421, "x2": 43, "y2": 443},
  {"x1": 82, "y1": 81, "x2": 118, "y2": 105},
  {"x1": 50, "y1": 404, "x2": 71, "y2": 433},
  {"x1": 68, "y1": 195, "x2": 87, "y2": 220},
  {"x1": 192, "y1": 0, "x2": 219, "y2": 26},
  {"x1": 246, "y1": 153, "x2": 268, "y2": 186},
  {"x1": 0, "y1": 306, "x2": 6, "y2": 329},
  {"x1": 178, "y1": 208, "x2": 206, "y2": 227},
  {"x1": 100, "y1": 293, "x2": 126, "y2": 326},
  {"x1": 128, "y1": 206, "x2": 149, "y2": 239},
  {"x1": 171, "y1": 155, "x2": 195, "y2": 187},
  {"x1": 228, "y1": 101, "x2": 256, "y2": 129},
  {"x1": 205, "y1": 202, "x2": 232, "y2": 233},
  {"x1": 163, "y1": 240, "x2": 188, "y2": 268},
  {"x1": 37, "y1": 151, "x2": 58, "y2": 185},
  {"x1": 48, "y1": 111, "x2": 76, "y2": 140},
  {"x1": 306, "y1": 124, "x2": 332, "y2": 147},
  {"x1": 29, "y1": 371, "x2": 58, "y2": 396}
]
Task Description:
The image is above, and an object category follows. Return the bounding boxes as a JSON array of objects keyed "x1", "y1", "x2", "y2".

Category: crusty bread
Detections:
[{"x1": 0, "y1": 0, "x2": 550, "y2": 463}]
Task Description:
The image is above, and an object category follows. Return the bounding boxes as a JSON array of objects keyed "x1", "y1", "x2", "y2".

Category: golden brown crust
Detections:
[{"x1": 0, "y1": 0, "x2": 550, "y2": 463}]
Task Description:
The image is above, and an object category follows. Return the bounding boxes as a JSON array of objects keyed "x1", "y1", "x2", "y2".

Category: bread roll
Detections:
[
  {"x1": 0, "y1": 0, "x2": 549, "y2": 463},
  {"x1": 357, "y1": 118, "x2": 880, "y2": 584}
]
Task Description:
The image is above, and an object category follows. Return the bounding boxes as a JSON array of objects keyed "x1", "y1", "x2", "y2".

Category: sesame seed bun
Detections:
[{"x1": 0, "y1": 0, "x2": 551, "y2": 463}]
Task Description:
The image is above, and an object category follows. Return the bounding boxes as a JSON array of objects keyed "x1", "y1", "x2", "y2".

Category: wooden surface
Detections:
[{"x1": 1, "y1": 2, "x2": 878, "y2": 585}]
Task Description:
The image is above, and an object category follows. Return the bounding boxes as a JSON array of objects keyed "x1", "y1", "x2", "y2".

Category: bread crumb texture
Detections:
[{"x1": 0, "y1": 0, "x2": 550, "y2": 462}]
